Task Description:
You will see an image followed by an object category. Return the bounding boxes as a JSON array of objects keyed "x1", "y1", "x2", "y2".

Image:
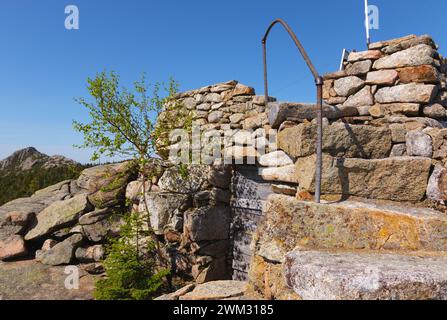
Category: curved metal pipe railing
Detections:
[{"x1": 262, "y1": 18, "x2": 323, "y2": 203}]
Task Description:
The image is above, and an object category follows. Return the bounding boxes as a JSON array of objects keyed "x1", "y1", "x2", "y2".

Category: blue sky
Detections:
[{"x1": 1, "y1": 0, "x2": 446, "y2": 163}]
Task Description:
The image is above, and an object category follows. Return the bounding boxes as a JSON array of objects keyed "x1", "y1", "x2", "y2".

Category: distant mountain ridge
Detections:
[
  {"x1": 0, "y1": 147, "x2": 79, "y2": 172},
  {"x1": 0, "y1": 147, "x2": 86, "y2": 206}
]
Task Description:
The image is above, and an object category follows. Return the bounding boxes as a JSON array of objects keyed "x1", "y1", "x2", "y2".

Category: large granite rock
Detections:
[
  {"x1": 375, "y1": 83, "x2": 437, "y2": 104},
  {"x1": 285, "y1": 249, "x2": 447, "y2": 300},
  {"x1": 343, "y1": 86, "x2": 374, "y2": 107},
  {"x1": 268, "y1": 102, "x2": 358, "y2": 128},
  {"x1": 278, "y1": 123, "x2": 392, "y2": 159},
  {"x1": 365, "y1": 70, "x2": 398, "y2": 85},
  {"x1": 77, "y1": 162, "x2": 137, "y2": 209},
  {"x1": 184, "y1": 206, "x2": 230, "y2": 242},
  {"x1": 406, "y1": 130, "x2": 433, "y2": 157},
  {"x1": 144, "y1": 192, "x2": 190, "y2": 235},
  {"x1": 25, "y1": 194, "x2": 92, "y2": 241},
  {"x1": 258, "y1": 195, "x2": 447, "y2": 253},
  {"x1": 333, "y1": 76, "x2": 365, "y2": 97},
  {"x1": 368, "y1": 103, "x2": 420, "y2": 117},
  {"x1": 158, "y1": 165, "x2": 210, "y2": 194},
  {"x1": 295, "y1": 155, "x2": 431, "y2": 201},
  {"x1": 36, "y1": 234, "x2": 83, "y2": 266},
  {"x1": 0, "y1": 235, "x2": 27, "y2": 261},
  {"x1": 81, "y1": 214, "x2": 124, "y2": 243},
  {"x1": 426, "y1": 165, "x2": 447, "y2": 202},
  {"x1": 373, "y1": 44, "x2": 436, "y2": 69},
  {"x1": 398, "y1": 65, "x2": 440, "y2": 84},
  {"x1": 179, "y1": 281, "x2": 247, "y2": 300}
]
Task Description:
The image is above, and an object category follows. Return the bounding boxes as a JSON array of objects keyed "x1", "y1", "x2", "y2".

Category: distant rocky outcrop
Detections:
[
  {"x1": 0, "y1": 148, "x2": 85, "y2": 206},
  {"x1": 0, "y1": 147, "x2": 78, "y2": 172}
]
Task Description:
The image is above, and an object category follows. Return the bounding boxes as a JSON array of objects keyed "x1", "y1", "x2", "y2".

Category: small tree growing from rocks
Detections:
[{"x1": 74, "y1": 71, "x2": 178, "y2": 299}]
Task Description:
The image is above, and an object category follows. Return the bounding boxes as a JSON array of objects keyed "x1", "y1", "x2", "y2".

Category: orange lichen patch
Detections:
[
  {"x1": 370, "y1": 210, "x2": 421, "y2": 251},
  {"x1": 246, "y1": 255, "x2": 301, "y2": 301}
]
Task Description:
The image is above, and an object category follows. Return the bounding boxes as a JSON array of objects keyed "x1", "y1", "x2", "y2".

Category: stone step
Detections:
[
  {"x1": 284, "y1": 249, "x2": 447, "y2": 300},
  {"x1": 255, "y1": 195, "x2": 447, "y2": 257}
]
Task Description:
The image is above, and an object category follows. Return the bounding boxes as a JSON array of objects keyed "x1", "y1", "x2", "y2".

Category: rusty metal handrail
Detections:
[{"x1": 262, "y1": 18, "x2": 323, "y2": 203}]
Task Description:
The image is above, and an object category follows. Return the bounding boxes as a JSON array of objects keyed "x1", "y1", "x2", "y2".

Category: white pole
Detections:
[{"x1": 364, "y1": 0, "x2": 370, "y2": 47}]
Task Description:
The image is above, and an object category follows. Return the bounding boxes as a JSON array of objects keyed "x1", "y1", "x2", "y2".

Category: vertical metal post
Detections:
[
  {"x1": 262, "y1": 18, "x2": 323, "y2": 203},
  {"x1": 315, "y1": 78, "x2": 323, "y2": 203},
  {"x1": 365, "y1": 0, "x2": 371, "y2": 47},
  {"x1": 263, "y1": 40, "x2": 269, "y2": 107}
]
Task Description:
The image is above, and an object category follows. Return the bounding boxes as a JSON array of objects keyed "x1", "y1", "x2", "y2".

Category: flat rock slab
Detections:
[
  {"x1": 0, "y1": 260, "x2": 96, "y2": 300},
  {"x1": 285, "y1": 249, "x2": 447, "y2": 300},
  {"x1": 180, "y1": 281, "x2": 247, "y2": 300},
  {"x1": 268, "y1": 102, "x2": 358, "y2": 128},
  {"x1": 295, "y1": 155, "x2": 431, "y2": 201},
  {"x1": 260, "y1": 195, "x2": 447, "y2": 253},
  {"x1": 278, "y1": 123, "x2": 392, "y2": 159}
]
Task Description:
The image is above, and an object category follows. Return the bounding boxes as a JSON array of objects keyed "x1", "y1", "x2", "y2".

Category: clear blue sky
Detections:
[{"x1": 1, "y1": 0, "x2": 446, "y2": 163}]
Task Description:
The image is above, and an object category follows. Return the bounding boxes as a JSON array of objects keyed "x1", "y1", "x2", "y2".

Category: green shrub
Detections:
[{"x1": 94, "y1": 213, "x2": 170, "y2": 300}]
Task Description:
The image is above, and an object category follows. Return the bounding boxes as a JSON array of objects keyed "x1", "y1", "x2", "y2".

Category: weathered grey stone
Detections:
[
  {"x1": 211, "y1": 102, "x2": 225, "y2": 110},
  {"x1": 78, "y1": 208, "x2": 112, "y2": 226},
  {"x1": 180, "y1": 281, "x2": 247, "y2": 300},
  {"x1": 259, "y1": 165, "x2": 298, "y2": 184},
  {"x1": 208, "y1": 111, "x2": 223, "y2": 123},
  {"x1": 382, "y1": 35, "x2": 436, "y2": 54},
  {"x1": 375, "y1": 83, "x2": 437, "y2": 104},
  {"x1": 366, "y1": 70, "x2": 399, "y2": 85},
  {"x1": 333, "y1": 76, "x2": 365, "y2": 97},
  {"x1": 196, "y1": 103, "x2": 211, "y2": 111},
  {"x1": 278, "y1": 122, "x2": 392, "y2": 159},
  {"x1": 368, "y1": 34, "x2": 418, "y2": 50},
  {"x1": 406, "y1": 130, "x2": 433, "y2": 157},
  {"x1": 184, "y1": 206, "x2": 230, "y2": 242},
  {"x1": 145, "y1": 193, "x2": 189, "y2": 235},
  {"x1": 258, "y1": 151, "x2": 294, "y2": 167},
  {"x1": 37, "y1": 234, "x2": 83, "y2": 266},
  {"x1": 205, "y1": 93, "x2": 223, "y2": 103},
  {"x1": 75, "y1": 245, "x2": 105, "y2": 263},
  {"x1": 295, "y1": 155, "x2": 431, "y2": 201},
  {"x1": 268, "y1": 102, "x2": 358, "y2": 128},
  {"x1": 252, "y1": 95, "x2": 276, "y2": 105},
  {"x1": 0, "y1": 235, "x2": 27, "y2": 261},
  {"x1": 242, "y1": 114, "x2": 267, "y2": 130},
  {"x1": 25, "y1": 194, "x2": 92, "y2": 241},
  {"x1": 348, "y1": 50, "x2": 383, "y2": 62},
  {"x1": 368, "y1": 103, "x2": 420, "y2": 117},
  {"x1": 158, "y1": 165, "x2": 210, "y2": 194},
  {"x1": 285, "y1": 249, "x2": 447, "y2": 300},
  {"x1": 229, "y1": 113, "x2": 245, "y2": 124},
  {"x1": 390, "y1": 144, "x2": 407, "y2": 157},
  {"x1": 182, "y1": 97, "x2": 196, "y2": 110},
  {"x1": 343, "y1": 86, "x2": 374, "y2": 107},
  {"x1": 373, "y1": 44, "x2": 436, "y2": 69},
  {"x1": 426, "y1": 165, "x2": 446, "y2": 201},
  {"x1": 346, "y1": 60, "x2": 372, "y2": 76},
  {"x1": 423, "y1": 104, "x2": 447, "y2": 118},
  {"x1": 81, "y1": 214, "x2": 123, "y2": 243}
]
